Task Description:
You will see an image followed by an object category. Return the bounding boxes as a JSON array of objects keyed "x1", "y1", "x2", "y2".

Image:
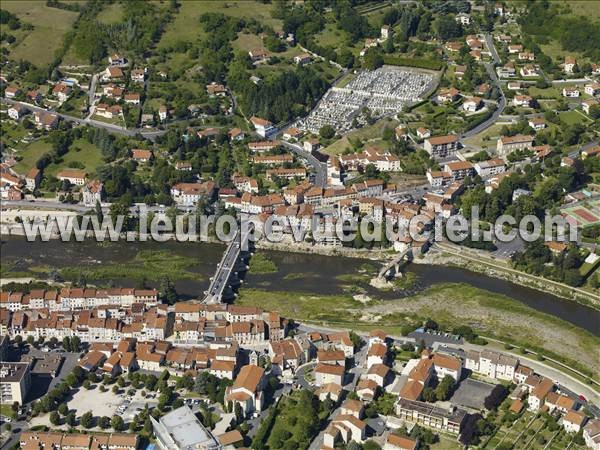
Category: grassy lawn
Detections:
[
  {"x1": 2, "y1": 1, "x2": 78, "y2": 66},
  {"x1": 232, "y1": 32, "x2": 264, "y2": 53},
  {"x1": 559, "y1": 110, "x2": 588, "y2": 126},
  {"x1": 0, "y1": 404, "x2": 16, "y2": 419},
  {"x1": 13, "y1": 138, "x2": 104, "y2": 178},
  {"x1": 562, "y1": 0, "x2": 600, "y2": 20},
  {"x1": 13, "y1": 139, "x2": 51, "y2": 175},
  {"x1": 159, "y1": 0, "x2": 282, "y2": 49},
  {"x1": 322, "y1": 118, "x2": 399, "y2": 155},
  {"x1": 462, "y1": 124, "x2": 505, "y2": 149},
  {"x1": 45, "y1": 139, "x2": 104, "y2": 178},
  {"x1": 248, "y1": 253, "x2": 278, "y2": 274},
  {"x1": 96, "y1": 2, "x2": 123, "y2": 24},
  {"x1": 527, "y1": 86, "x2": 563, "y2": 100},
  {"x1": 430, "y1": 434, "x2": 462, "y2": 450},
  {"x1": 157, "y1": 1, "x2": 206, "y2": 48},
  {"x1": 91, "y1": 114, "x2": 126, "y2": 127},
  {"x1": 0, "y1": 119, "x2": 32, "y2": 147},
  {"x1": 315, "y1": 23, "x2": 348, "y2": 48}
]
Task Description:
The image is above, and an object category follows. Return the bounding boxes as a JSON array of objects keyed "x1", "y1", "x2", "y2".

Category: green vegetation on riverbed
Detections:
[
  {"x1": 248, "y1": 253, "x2": 278, "y2": 274},
  {"x1": 58, "y1": 250, "x2": 200, "y2": 283},
  {"x1": 237, "y1": 283, "x2": 600, "y2": 379}
]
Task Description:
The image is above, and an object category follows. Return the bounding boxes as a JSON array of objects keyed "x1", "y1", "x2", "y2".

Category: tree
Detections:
[
  {"x1": 422, "y1": 387, "x2": 437, "y2": 402},
  {"x1": 80, "y1": 411, "x2": 94, "y2": 428},
  {"x1": 83, "y1": 379, "x2": 92, "y2": 390},
  {"x1": 159, "y1": 276, "x2": 178, "y2": 305},
  {"x1": 50, "y1": 411, "x2": 61, "y2": 426},
  {"x1": 58, "y1": 403, "x2": 69, "y2": 416},
  {"x1": 589, "y1": 104, "x2": 600, "y2": 120},
  {"x1": 364, "y1": 48, "x2": 384, "y2": 70},
  {"x1": 435, "y1": 375, "x2": 455, "y2": 401},
  {"x1": 144, "y1": 417, "x2": 153, "y2": 433},
  {"x1": 363, "y1": 441, "x2": 382, "y2": 450},
  {"x1": 65, "y1": 412, "x2": 76, "y2": 426},
  {"x1": 70, "y1": 336, "x2": 81, "y2": 352},
  {"x1": 234, "y1": 402, "x2": 244, "y2": 424},
  {"x1": 99, "y1": 416, "x2": 111, "y2": 429},
  {"x1": 111, "y1": 415, "x2": 125, "y2": 431},
  {"x1": 319, "y1": 125, "x2": 335, "y2": 139},
  {"x1": 434, "y1": 15, "x2": 462, "y2": 40},
  {"x1": 484, "y1": 384, "x2": 508, "y2": 410}
]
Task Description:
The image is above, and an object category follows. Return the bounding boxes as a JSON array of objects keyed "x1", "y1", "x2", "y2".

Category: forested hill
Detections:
[{"x1": 518, "y1": 0, "x2": 600, "y2": 61}]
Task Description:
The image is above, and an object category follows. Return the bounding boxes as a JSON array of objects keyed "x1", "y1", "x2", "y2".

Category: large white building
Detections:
[
  {"x1": 151, "y1": 405, "x2": 221, "y2": 450},
  {"x1": 0, "y1": 361, "x2": 31, "y2": 405},
  {"x1": 465, "y1": 350, "x2": 518, "y2": 381}
]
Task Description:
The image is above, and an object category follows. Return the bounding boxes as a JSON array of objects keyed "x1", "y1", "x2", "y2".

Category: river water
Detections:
[{"x1": 1, "y1": 237, "x2": 599, "y2": 337}]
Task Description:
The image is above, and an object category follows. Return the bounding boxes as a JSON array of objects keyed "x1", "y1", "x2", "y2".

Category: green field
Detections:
[
  {"x1": 462, "y1": 124, "x2": 505, "y2": 150},
  {"x1": 232, "y1": 32, "x2": 264, "y2": 53},
  {"x1": 13, "y1": 138, "x2": 104, "y2": 179},
  {"x1": 559, "y1": 110, "x2": 588, "y2": 125},
  {"x1": 322, "y1": 118, "x2": 399, "y2": 155},
  {"x1": 96, "y1": 2, "x2": 124, "y2": 24},
  {"x1": 2, "y1": 1, "x2": 78, "y2": 66},
  {"x1": 57, "y1": 250, "x2": 202, "y2": 284},
  {"x1": 45, "y1": 139, "x2": 104, "y2": 178},
  {"x1": 158, "y1": 0, "x2": 282, "y2": 49},
  {"x1": 527, "y1": 86, "x2": 563, "y2": 100},
  {"x1": 13, "y1": 139, "x2": 51, "y2": 175},
  {"x1": 562, "y1": 0, "x2": 600, "y2": 20}
]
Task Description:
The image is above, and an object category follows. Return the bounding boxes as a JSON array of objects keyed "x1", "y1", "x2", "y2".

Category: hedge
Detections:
[{"x1": 383, "y1": 56, "x2": 445, "y2": 71}]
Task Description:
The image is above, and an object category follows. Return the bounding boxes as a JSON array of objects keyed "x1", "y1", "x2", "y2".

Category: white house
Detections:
[
  {"x1": 314, "y1": 363, "x2": 345, "y2": 386},
  {"x1": 250, "y1": 116, "x2": 275, "y2": 137},
  {"x1": 563, "y1": 410, "x2": 587, "y2": 434},
  {"x1": 465, "y1": 350, "x2": 517, "y2": 381},
  {"x1": 82, "y1": 180, "x2": 104, "y2": 206}
]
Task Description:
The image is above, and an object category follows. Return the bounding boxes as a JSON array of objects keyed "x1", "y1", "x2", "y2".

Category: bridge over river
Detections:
[{"x1": 203, "y1": 227, "x2": 252, "y2": 304}]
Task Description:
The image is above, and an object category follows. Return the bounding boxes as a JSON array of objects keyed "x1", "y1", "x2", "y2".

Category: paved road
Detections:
[
  {"x1": 1, "y1": 98, "x2": 166, "y2": 140},
  {"x1": 1, "y1": 199, "x2": 93, "y2": 213},
  {"x1": 87, "y1": 74, "x2": 98, "y2": 107},
  {"x1": 204, "y1": 227, "x2": 250, "y2": 303},
  {"x1": 460, "y1": 34, "x2": 506, "y2": 140},
  {"x1": 0, "y1": 199, "x2": 198, "y2": 215},
  {"x1": 278, "y1": 140, "x2": 327, "y2": 187},
  {"x1": 295, "y1": 362, "x2": 316, "y2": 390}
]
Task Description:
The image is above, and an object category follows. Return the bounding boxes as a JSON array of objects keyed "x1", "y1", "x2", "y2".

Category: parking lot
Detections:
[{"x1": 449, "y1": 378, "x2": 496, "y2": 410}]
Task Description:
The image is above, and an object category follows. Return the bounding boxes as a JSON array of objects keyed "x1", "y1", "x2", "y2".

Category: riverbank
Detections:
[
  {"x1": 254, "y1": 238, "x2": 600, "y2": 309},
  {"x1": 236, "y1": 283, "x2": 600, "y2": 381},
  {"x1": 423, "y1": 242, "x2": 600, "y2": 309},
  {"x1": 2, "y1": 236, "x2": 599, "y2": 334},
  {"x1": 4, "y1": 226, "x2": 598, "y2": 307}
]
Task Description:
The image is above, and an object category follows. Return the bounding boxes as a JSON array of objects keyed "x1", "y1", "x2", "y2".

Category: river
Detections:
[{"x1": 1, "y1": 237, "x2": 599, "y2": 337}]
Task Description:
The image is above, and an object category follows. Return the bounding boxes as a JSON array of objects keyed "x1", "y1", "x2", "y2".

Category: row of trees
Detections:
[{"x1": 512, "y1": 240, "x2": 585, "y2": 286}]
